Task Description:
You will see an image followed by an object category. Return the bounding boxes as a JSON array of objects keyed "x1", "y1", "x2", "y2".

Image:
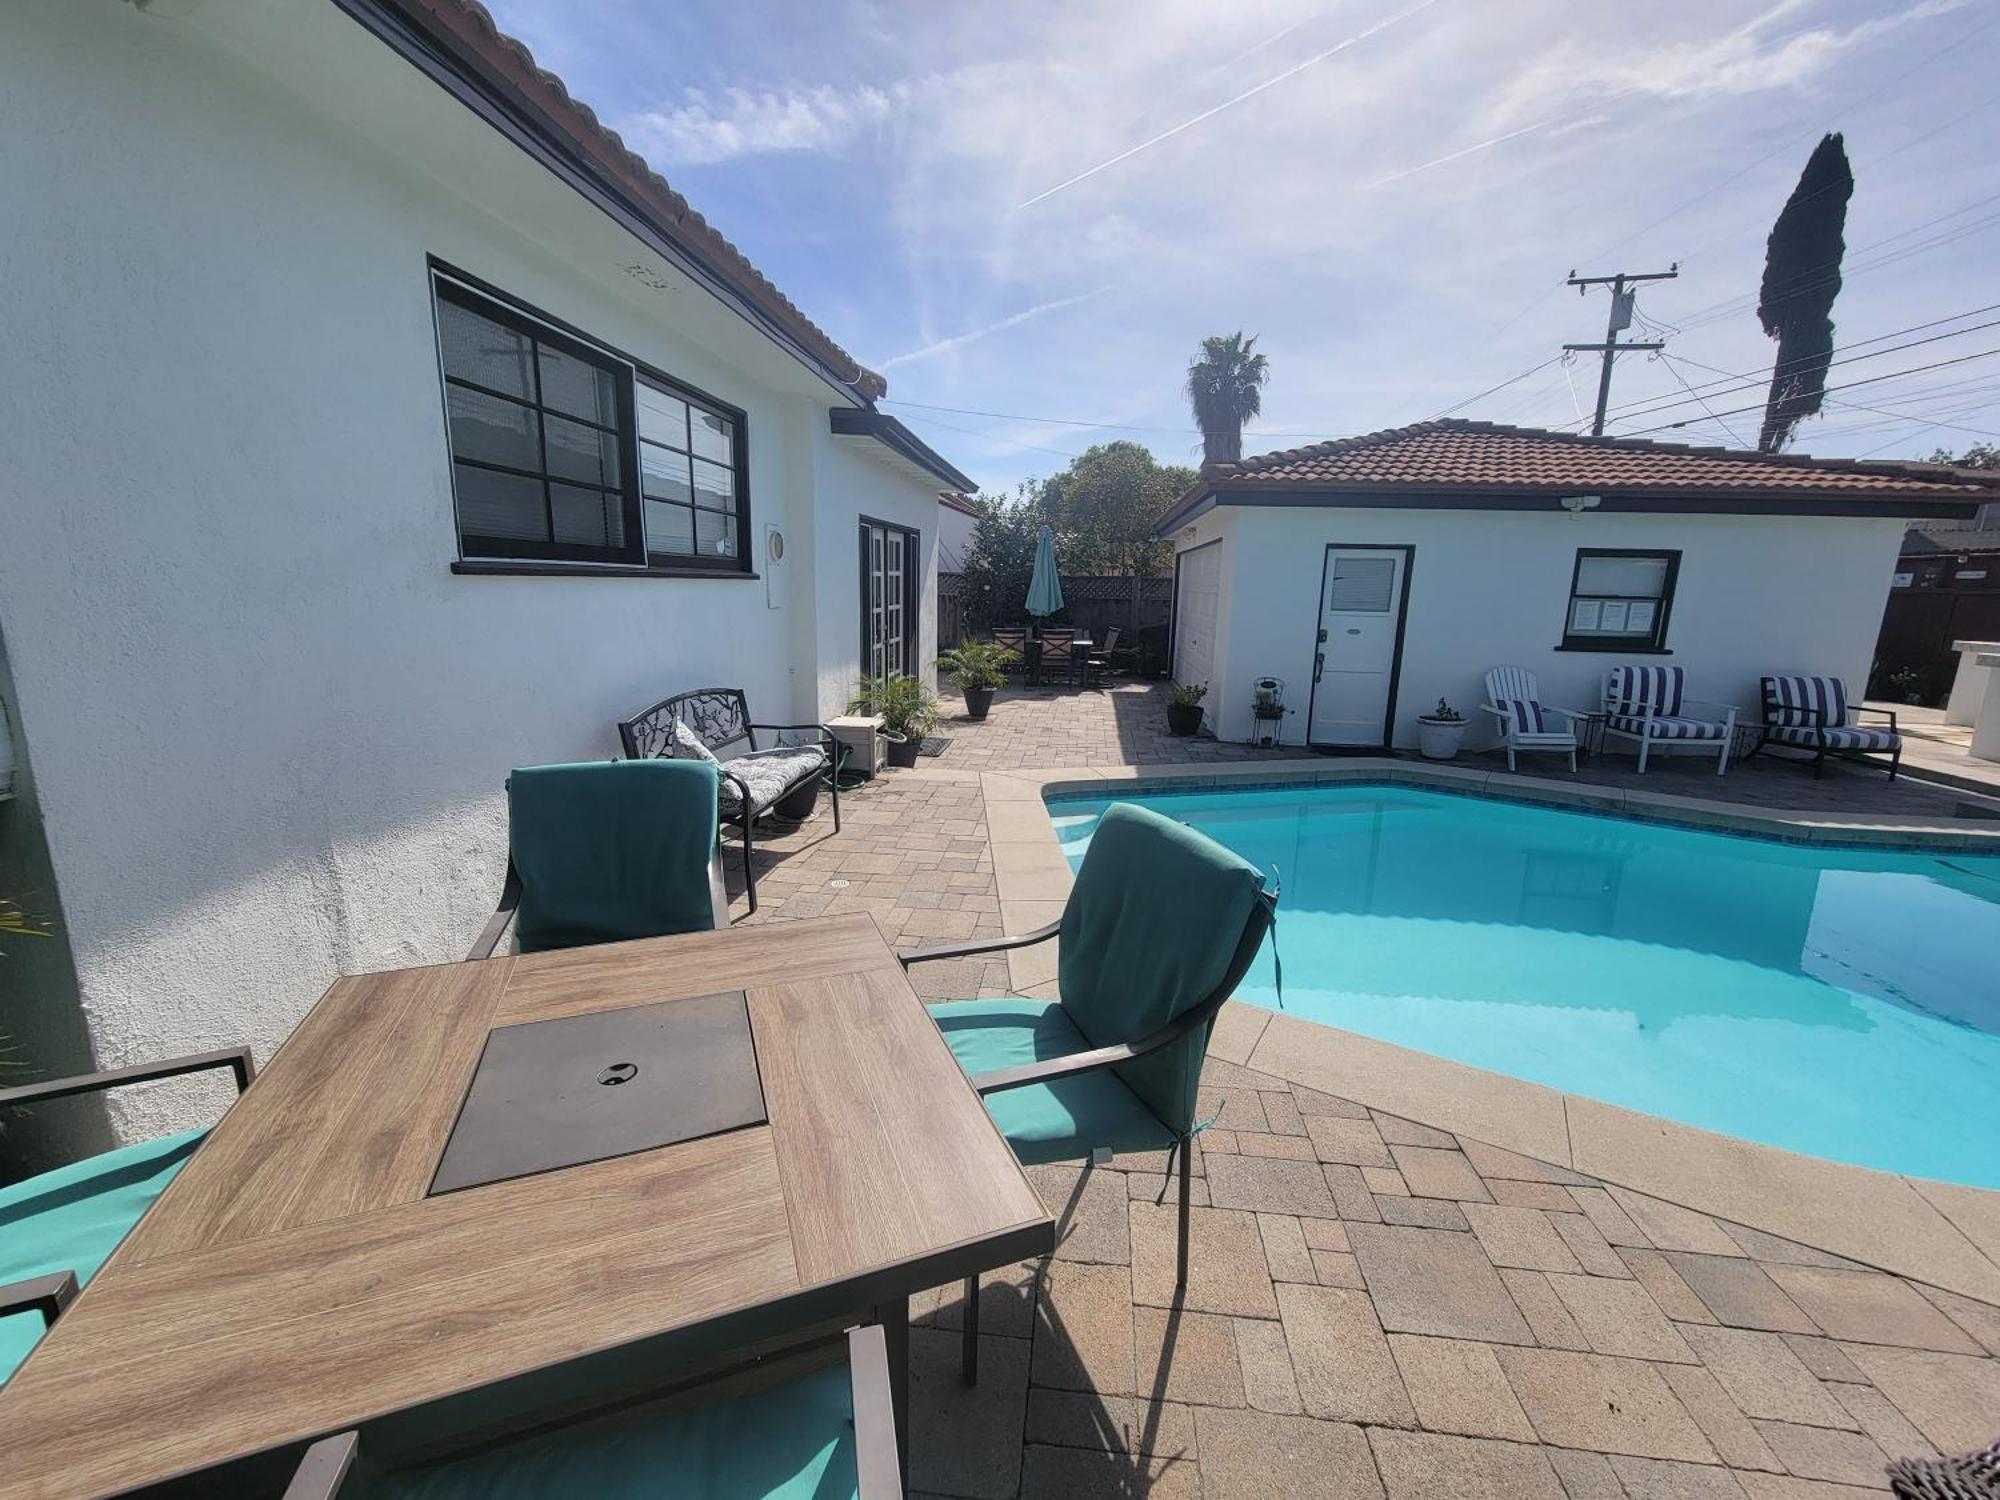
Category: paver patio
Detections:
[{"x1": 730, "y1": 678, "x2": 2000, "y2": 1497}]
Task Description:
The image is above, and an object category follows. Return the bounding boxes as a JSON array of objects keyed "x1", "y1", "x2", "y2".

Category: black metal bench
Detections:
[{"x1": 617, "y1": 688, "x2": 841, "y2": 914}]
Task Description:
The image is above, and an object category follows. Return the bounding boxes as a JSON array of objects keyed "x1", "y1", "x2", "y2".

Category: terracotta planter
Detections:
[
  {"x1": 1166, "y1": 703, "x2": 1204, "y2": 737},
  {"x1": 962, "y1": 685, "x2": 996, "y2": 720},
  {"x1": 884, "y1": 732, "x2": 923, "y2": 768}
]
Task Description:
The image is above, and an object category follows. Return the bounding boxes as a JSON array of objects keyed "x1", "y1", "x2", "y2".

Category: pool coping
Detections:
[{"x1": 976, "y1": 757, "x2": 2000, "y2": 1305}]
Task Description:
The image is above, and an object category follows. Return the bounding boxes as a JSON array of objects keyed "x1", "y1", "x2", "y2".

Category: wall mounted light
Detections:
[{"x1": 1560, "y1": 495, "x2": 1602, "y2": 514}]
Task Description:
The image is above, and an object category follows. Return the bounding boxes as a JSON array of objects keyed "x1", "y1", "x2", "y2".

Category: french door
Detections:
[{"x1": 861, "y1": 519, "x2": 918, "y2": 679}]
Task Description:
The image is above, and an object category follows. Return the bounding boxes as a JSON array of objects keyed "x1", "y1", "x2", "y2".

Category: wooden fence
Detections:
[{"x1": 937, "y1": 572, "x2": 1174, "y2": 650}]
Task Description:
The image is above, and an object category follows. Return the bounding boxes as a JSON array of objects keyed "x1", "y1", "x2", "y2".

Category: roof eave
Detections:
[
  {"x1": 1162, "y1": 482, "x2": 1984, "y2": 526},
  {"x1": 336, "y1": 0, "x2": 884, "y2": 407},
  {"x1": 830, "y1": 409, "x2": 978, "y2": 493}
]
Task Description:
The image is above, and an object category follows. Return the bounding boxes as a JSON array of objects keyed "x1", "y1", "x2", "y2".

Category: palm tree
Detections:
[
  {"x1": 1756, "y1": 133, "x2": 1853, "y2": 452},
  {"x1": 1186, "y1": 333, "x2": 1270, "y2": 466}
]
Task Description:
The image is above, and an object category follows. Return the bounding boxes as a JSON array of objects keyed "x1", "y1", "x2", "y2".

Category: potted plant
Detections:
[
  {"x1": 1416, "y1": 698, "x2": 1467, "y2": 760},
  {"x1": 1166, "y1": 681, "x2": 1207, "y2": 737},
  {"x1": 849, "y1": 673, "x2": 940, "y2": 769},
  {"x1": 937, "y1": 641, "x2": 1016, "y2": 721}
]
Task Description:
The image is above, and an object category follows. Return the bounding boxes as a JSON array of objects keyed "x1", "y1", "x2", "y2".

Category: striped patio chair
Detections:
[
  {"x1": 1601, "y1": 665, "x2": 1736, "y2": 775},
  {"x1": 1756, "y1": 674, "x2": 1902, "y2": 780},
  {"x1": 1479, "y1": 666, "x2": 1582, "y2": 773}
]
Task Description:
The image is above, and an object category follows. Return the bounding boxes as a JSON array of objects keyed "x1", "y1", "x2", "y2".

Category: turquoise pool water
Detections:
[{"x1": 1050, "y1": 786, "x2": 2000, "y2": 1188}]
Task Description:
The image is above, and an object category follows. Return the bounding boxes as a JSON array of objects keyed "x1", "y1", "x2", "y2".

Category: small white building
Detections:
[
  {"x1": 937, "y1": 492, "x2": 984, "y2": 572},
  {"x1": 1156, "y1": 421, "x2": 1997, "y2": 750},
  {"x1": 0, "y1": 0, "x2": 971, "y2": 1162}
]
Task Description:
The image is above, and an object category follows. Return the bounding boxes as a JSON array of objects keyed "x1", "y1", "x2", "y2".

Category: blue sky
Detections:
[{"x1": 488, "y1": 0, "x2": 1999, "y2": 495}]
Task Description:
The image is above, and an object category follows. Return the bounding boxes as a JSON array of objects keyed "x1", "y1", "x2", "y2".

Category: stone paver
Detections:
[
  {"x1": 725, "y1": 688, "x2": 2000, "y2": 1497},
  {"x1": 1369, "y1": 1428, "x2": 1566, "y2": 1498},
  {"x1": 1348, "y1": 1223, "x2": 1535, "y2": 1345}
]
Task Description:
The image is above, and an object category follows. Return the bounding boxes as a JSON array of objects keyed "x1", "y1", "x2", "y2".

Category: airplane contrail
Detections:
[
  {"x1": 1364, "y1": 118, "x2": 1552, "y2": 187},
  {"x1": 1017, "y1": 0, "x2": 1441, "y2": 210},
  {"x1": 878, "y1": 287, "x2": 1111, "y2": 370}
]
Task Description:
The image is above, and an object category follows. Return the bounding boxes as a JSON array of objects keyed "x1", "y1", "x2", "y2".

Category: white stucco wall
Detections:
[
  {"x1": 1181, "y1": 503, "x2": 1907, "y2": 748},
  {"x1": 938, "y1": 502, "x2": 980, "y2": 572},
  {"x1": 0, "y1": 0, "x2": 944, "y2": 1145}
]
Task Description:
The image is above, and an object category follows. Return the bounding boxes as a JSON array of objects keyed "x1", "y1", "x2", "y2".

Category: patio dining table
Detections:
[{"x1": 0, "y1": 914, "x2": 1052, "y2": 1499}]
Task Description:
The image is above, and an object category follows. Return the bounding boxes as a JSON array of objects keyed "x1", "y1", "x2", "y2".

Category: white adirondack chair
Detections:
[{"x1": 1480, "y1": 667, "x2": 1582, "y2": 773}]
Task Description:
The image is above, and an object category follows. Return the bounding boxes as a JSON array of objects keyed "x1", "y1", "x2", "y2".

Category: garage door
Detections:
[{"x1": 1173, "y1": 541, "x2": 1222, "y2": 693}]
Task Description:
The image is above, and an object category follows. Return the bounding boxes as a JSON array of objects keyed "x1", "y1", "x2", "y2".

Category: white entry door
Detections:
[
  {"x1": 1308, "y1": 546, "x2": 1408, "y2": 746},
  {"x1": 1173, "y1": 541, "x2": 1222, "y2": 692}
]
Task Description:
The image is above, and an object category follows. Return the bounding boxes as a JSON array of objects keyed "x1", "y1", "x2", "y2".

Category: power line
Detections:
[
  {"x1": 1567, "y1": 308, "x2": 2000, "y2": 430},
  {"x1": 1428, "y1": 354, "x2": 1564, "y2": 420},
  {"x1": 1643, "y1": 352, "x2": 2000, "y2": 445},
  {"x1": 1616, "y1": 347, "x2": 2000, "y2": 438},
  {"x1": 1656, "y1": 354, "x2": 1749, "y2": 448}
]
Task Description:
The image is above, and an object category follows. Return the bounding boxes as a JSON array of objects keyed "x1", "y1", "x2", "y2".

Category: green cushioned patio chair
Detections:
[
  {"x1": 903, "y1": 802, "x2": 1275, "y2": 1384},
  {"x1": 281, "y1": 1323, "x2": 902, "y2": 1500},
  {"x1": 469, "y1": 759, "x2": 731, "y2": 960},
  {"x1": 0, "y1": 1047, "x2": 254, "y2": 1384}
]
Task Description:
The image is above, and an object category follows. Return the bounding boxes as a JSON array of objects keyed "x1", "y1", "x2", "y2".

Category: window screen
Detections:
[
  {"x1": 437, "y1": 282, "x2": 639, "y2": 565},
  {"x1": 1328, "y1": 555, "x2": 1397, "y2": 612},
  {"x1": 1563, "y1": 549, "x2": 1677, "y2": 649}
]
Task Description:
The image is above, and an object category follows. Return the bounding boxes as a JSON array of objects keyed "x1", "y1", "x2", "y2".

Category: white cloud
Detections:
[{"x1": 620, "y1": 81, "x2": 921, "y2": 166}]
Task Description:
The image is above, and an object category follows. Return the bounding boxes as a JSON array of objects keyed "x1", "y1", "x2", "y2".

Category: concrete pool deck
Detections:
[
  {"x1": 990, "y1": 757, "x2": 2000, "y2": 1306},
  {"x1": 727, "y1": 685, "x2": 2000, "y2": 1495}
]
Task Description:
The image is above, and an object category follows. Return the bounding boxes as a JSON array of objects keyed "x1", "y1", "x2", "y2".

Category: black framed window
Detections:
[
  {"x1": 435, "y1": 279, "x2": 641, "y2": 565},
  {"x1": 1561, "y1": 549, "x2": 1679, "y2": 651},
  {"x1": 636, "y1": 380, "x2": 748, "y2": 567},
  {"x1": 433, "y1": 270, "x2": 752, "y2": 574}
]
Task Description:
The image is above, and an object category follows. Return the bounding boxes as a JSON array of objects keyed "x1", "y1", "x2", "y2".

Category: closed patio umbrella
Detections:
[{"x1": 1025, "y1": 524, "x2": 1064, "y2": 619}]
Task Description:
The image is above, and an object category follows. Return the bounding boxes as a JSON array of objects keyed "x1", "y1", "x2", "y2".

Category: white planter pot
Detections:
[{"x1": 1416, "y1": 718, "x2": 1466, "y2": 761}]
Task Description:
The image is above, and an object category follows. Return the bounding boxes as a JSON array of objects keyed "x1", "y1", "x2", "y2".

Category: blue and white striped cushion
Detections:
[
  {"x1": 1606, "y1": 713, "x2": 1726, "y2": 740},
  {"x1": 1767, "y1": 723, "x2": 1897, "y2": 751},
  {"x1": 1501, "y1": 699, "x2": 1546, "y2": 734},
  {"x1": 1608, "y1": 665, "x2": 1684, "y2": 718},
  {"x1": 1762, "y1": 675, "x2": 1848, "y2": 729}
]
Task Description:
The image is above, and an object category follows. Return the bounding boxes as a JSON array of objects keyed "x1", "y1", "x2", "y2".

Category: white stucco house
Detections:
[
  {"x1": 937, "y1": 491, "x2": 984, "y2": 572},
  {"x1": 1156, "y1": 420, "x2": 1998, "y2": 750},
  {"x1": 0, "y1": 0, "x2": 972, "y2": 1164}
]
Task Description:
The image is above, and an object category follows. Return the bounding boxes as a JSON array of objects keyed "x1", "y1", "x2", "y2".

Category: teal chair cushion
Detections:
[
  {"x1": 1058, "y1": 803, "x2": 1267, "y2": 1134},
  {"x1": 927, "y1": 998, "x2": 1177, "y2": 1165},
  {"x1": 510, "y1": 760, "x2": 722, "y2": 954},
  {"x1": 380, "y1": 1357, "x2": 858, "y2": 1499},
  {"x1": 0, "y1": 1127, "x2": 207, "y2": 1383}
]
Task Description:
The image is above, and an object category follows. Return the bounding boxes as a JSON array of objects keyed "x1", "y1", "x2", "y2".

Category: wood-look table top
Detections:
[{"x1": 0, "y1": 915, "x2": 1051, "y2": 1499}]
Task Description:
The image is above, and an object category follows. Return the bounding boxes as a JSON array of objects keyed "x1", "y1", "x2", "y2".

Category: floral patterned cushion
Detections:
[
  {"x1": 670, "y1": 719, "x2": 720, "y2": 764},
  {"x1": 717, "y1": 746, "x2": 828, "y2": 816}
]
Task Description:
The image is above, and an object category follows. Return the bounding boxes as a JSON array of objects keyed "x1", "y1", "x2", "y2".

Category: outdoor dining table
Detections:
[{"x1": 0, "y1": 914, "x2": 1053, "y2": 1499}]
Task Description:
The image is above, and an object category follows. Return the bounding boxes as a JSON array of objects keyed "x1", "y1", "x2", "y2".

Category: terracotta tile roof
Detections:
[
  {"x1": 406, "y1": 0, "x2": 887, "y2": 402},
  {"x1": 1213, "y1": 419, "x2": 2000, "y2": 498}
]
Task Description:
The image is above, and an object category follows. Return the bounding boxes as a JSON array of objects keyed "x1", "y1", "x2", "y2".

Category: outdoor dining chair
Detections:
[
  {"x1": 280, "y1": 1323, "x2": 903, "y2": 1498},
  {"x1": 0, "y1": 1047, "x2": 255, "y2": 1384},
  {"x1": 1034, "y1": 628, "x2": 1080, "y2": 688},
  {"x1": 468, "y1": 759, "x2": 729, "y2": 960},
  {"x1": 902, "y1": 802, "x2": 1275, "y2": 1384},
  {"x1": 1083, "y1": 626, "x2": 1123, "y2": 688}
]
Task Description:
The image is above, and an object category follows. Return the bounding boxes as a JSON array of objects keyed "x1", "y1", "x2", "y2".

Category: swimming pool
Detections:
[{"x1": 1050, "y1": 785, "x2": 2000, "y2": 1189}]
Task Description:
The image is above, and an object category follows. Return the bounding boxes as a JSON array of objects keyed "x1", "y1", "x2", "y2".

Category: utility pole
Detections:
[{"x1": 1564, "y1": 265, "x2": 1678, "y2": 436}]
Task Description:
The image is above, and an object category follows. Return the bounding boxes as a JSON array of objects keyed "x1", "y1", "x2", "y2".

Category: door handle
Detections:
[{"x1": 1313, "y1": 653, "x2": 1324, "y2": 683}]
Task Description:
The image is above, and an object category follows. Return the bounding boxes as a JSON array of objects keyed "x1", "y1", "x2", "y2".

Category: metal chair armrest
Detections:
[
  {"x1": 465, "y1": 863, "x2": 522, "y2": 962},
  {"x1": 283, "y1": 1432, "x2": 362, "y2": 1500},
  {"x1": 0, "y1": 1047, "x2": 256, "y2": 1109},
  {"x1": 0, "y1": 1271, "x2": 78, "y2": 1330},
  {"x1": 970, "y1": 997, "x2": 1219, "y2": 1096},
  {"x1": 899, "y1": 920, "x2": 1062, "y2": 968},
  {"x1": 846, "y1": 1323, "x2": 904, "y2": 1500},
  {"x1": 1678, "y1": 697, "x2": 1738, "y2": 720},
  {"x1": 1857, "y1": 705, "x2": 1900, "y2": 731}
]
